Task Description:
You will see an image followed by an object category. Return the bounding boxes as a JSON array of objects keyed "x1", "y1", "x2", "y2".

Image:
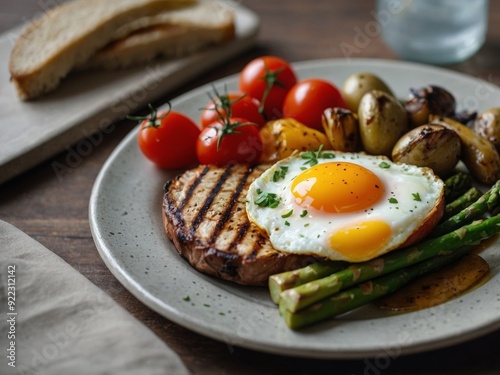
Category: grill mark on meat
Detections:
[
  {"x1": 209, "y1": 166, "x2": 253, "y2": 245},
  {"x1": 190, "y1": 164, "x2": 234, "y2": 233},
  {"x1": 215, "y1": 164, "x2": 271, "y2": 256},
  {"x1": 180, "y1": 165, "x2": 209, "y2": 211},
  {"x1": 168, "y1": 165, "x2": 210, "y2": 231},
  {"x1": 247, "y1": 228, "x2": 268, "y2": 260},
  {"x1": 211, "y1": 166, "x2": 265, "y2": 253},
  {"x1": 227, "y1": 220, "x2": 250, "y2": 252}
]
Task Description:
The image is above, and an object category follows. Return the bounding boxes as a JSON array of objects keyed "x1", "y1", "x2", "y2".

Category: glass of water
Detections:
[{"x1": 377, "y1": 0, "x2": 489, "y2": 65}]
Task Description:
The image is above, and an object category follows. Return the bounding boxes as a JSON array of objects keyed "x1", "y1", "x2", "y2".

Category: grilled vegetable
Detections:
[
  {"x1": 444, "y1": 172, "x2": 473, "y2": 201},
  {"x1": 259, "y1": 118, "x2": 332, "y2": 163},
  {"x1": 321, "y1": 107, "x2": 360, "y2": 152},
  {"x1": 358, "y1": 90, "x2": 409, "y2": 156},
  {"x1": 282, "y1": 245, "x2": 480, "y2": 329},
  {"x1": 442, "y1": 187, "x2": 482, "y2": 220},
  {"x1": 430, "y1": 116, "x2": 500, "y2": 185},
  {"x1": 269, "y1": 261, "x2": 347, "y2": 304},
  {"x1": 405, "y1": 85, "x2": 456, "y2": 127},
  {"x1": 431, "y1": 180, "x2": 500, "y2": 237},
  {"x1": 474, "y1": 107, "x2": 500, "y2": 150},
  {"x1": 278, "y1": 214, "x2": 500, "y2": 314},
  {"x1": 341, "y1": 72, "x2": 394, "y2": 113},
  {"x1": 281, "y1": 246, "x2": 475, "y2": 329},
  {"x1": 392, "y1": 124, "x2": 461, "y2": 177}
]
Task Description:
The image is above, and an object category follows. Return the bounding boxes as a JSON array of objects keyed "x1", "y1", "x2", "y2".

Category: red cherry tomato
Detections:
[
  {"x1": 239, "y1": 56, "x2": 297, "y2": 120},
  {"x1": 200, "y1": 92, "x2": 265, "y2": 128},
  {"x1": 282, "y1": 78, "x2": 348, "y2": 131},
  {"x1": 132, "y1": 104, "x2": 200, "y2": 169},
  {"x1": 196, "y1": 118, "x2": 263, "y2": 166}
]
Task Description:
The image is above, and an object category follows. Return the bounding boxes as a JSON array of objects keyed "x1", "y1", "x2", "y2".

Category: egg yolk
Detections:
[
  {"x1": 329, "y1": 220, "x2": 392, "y2": 261},
  {"x1": 291, "y1": 162, "x2": 385, "y2": 213}
]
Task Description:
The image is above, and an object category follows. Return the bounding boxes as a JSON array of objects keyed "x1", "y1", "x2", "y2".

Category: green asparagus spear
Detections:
[
  {"x1": 444, "y1": 172, "x2": 473, "y2": 201},
  {"x1": 442, "y1": 187, "x2": 482, "y2": 220},
  {"x1": 279, "y1": 215, "x2": 500, "y2": 313},
  {"x1": 269, "y1": 261, "x2": 347, "y2": 304},
  {"x1": 281, "y1": 246, "x2": 473, "y2": 330},
  {"x1": 431, "y1": 180, "x2": 500, "y2": 237}
]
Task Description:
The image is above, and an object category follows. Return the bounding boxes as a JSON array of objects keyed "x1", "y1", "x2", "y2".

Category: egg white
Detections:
[{"x1": 246, "y1": 151, "x2": 444, "y2": 262}]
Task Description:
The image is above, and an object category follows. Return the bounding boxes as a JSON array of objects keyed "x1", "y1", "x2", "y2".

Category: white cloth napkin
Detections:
[{"x1": 0, "y1": 220, "x2": 190, "y2": 375}]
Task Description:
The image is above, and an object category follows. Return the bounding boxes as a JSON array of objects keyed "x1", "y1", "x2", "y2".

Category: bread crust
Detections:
[
  {"x1": 9, "y1": 0, "x2": 196, "y2": 100},
  {"x1": 83, "y1": 1, "x2": 235, "y2": 71}
]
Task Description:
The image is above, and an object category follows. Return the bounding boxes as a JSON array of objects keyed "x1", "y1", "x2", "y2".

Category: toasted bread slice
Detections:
[
  {"x1": 83, "y1": 0, "x2": 235, "y2": 70},
  {"x1": 9, "y1": 0, "x2": 195, "y2": 100}
]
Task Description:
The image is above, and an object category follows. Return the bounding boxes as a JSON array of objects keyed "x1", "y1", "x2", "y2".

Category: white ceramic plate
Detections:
[{"x1": 89, "y1": 58, "x2": 500, "y2": 359}]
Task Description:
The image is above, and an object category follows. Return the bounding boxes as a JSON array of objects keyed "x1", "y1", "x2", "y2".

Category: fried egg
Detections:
[{"x1": 246, "y1": 150, "x2": 444, "y2": 262}]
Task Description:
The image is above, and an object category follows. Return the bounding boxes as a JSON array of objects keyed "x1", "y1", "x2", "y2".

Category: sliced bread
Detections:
[
  {"x1": 9, "y1": 0, "x2": 196, "y2": 100},
  {"x1": 82, "y1": 0, "x2": 235, "y2": 70}
]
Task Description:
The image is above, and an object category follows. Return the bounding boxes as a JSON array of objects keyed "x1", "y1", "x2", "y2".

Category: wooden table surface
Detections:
[{"x1": 2, "y1": 1, "x2": 500, "y2": 374}]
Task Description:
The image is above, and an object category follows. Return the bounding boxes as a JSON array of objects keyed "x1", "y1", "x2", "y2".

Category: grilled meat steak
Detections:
[{"x1": 162, "y1": 163, "x2": 317, "y2": 286}]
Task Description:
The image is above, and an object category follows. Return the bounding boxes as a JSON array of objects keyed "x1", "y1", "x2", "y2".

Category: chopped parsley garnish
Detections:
[
  {"x1": 301, "y1": 145, "x2": 335, "y2": 167},
  {"x1": 379, "y1": 161, "x2": 391, "y2": 169},
  {"x1": 183, "y1": 296, "x2": 190, "y2": 302},
  {"x1": 412, "y1": 192, "x2": 421, "y2": 201},
  {"x1": 388, "y1": 197, "x2": 398, "y2": 204},
  {"x1": 272, "y1": 166, "x2": 289, "y2": 182},
  {"x1": 255, "y1": 191, "x2": 281, "y2": 208},
  {"x1": 300, "y1": 209, "x2": 308, "y2": 218},
  {"x1": 284, "y1": 221, "x2": 290, "y2": 226},
  {"x1": 281, "y1": 209, "x2": 293, "y2": 218}
]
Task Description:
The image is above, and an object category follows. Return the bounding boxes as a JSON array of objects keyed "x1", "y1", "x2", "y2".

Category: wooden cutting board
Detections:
[{"x1": 0, "y1": 2, "x2": 259, "y2": 184}]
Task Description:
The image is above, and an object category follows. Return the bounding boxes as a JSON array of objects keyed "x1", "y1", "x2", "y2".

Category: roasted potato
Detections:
[
  {"x1": 392, "y1": 124, "x2": 461, "y2": 177},
  {"x1": 259, "y1": 118, "x2": 332, "y2": 163},
  {"x1": 474, "y1": 107, "x2": 500, "y2": 150},
  {"x1": 358, "y1": 90, "x2": 410, "y2": 157},
  {"x1": 321, "y1": 107, "x2": 360, "y2": 152},
  {"x1": 430, "y1": 116, "x2": 500, "y2": 185},
  {"x1": 341, "y1": 72, "x2": 394, "y2": 113}
]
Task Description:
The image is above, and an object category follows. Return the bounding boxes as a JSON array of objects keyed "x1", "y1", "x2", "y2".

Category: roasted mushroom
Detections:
[{"x1": 405, "y1": 85, "x2": 456, "y2": 127}]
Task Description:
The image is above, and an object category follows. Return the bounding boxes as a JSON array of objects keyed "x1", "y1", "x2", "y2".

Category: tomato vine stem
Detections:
[
  {"x1": 127, "y1": 103, "x2": 171, "y2": 129},
  {"x1": 259, "y1": 65, "x2": 285, "y2": 119}
]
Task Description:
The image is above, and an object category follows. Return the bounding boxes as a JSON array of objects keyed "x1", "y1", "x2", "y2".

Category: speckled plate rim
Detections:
[{"x1": 89, "y1": 58, "x2": 500, "y2": 359}]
